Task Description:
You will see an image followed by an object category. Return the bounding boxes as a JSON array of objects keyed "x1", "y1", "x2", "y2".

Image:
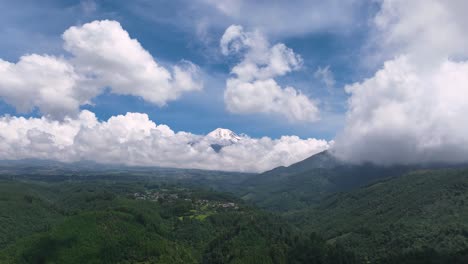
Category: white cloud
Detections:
[
  {"x1": 314, "y1": 66, "x2": 335, "y2": 90},
  {"x1": 63, "y1": 20, "x2": 202, "y2": 105},
  {"x1": 0, "y1": 54, "x2": 80, "y2": 118},
  {"x1": 333, "y1": 1, "x2": 468, "y2": 165},
  {"x1": 0, "y1": 111, "x2": 330, "y2": 172},
  {"x1": 373, "y1": 0, "x2": 468, "y2": 64},
  {"x1": 0, "y1": 20, "x2": 202, "y2": 119},
  {"x1": 221, "y1": 25, "x2": 319, "y2": 122},
  {"x1": 333, "y1": 57, "x2": 468, "y2": 164}
]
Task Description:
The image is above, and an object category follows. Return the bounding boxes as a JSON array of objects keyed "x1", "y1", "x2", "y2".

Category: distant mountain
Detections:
[
  {"x1": 262, "y1": 151, "x2": 342, "y2": 176},
  {"x1": 205, "y1": 128, "x2": 242, "y2": 152},
  {"x1": 206, "y1": 128, "x2": 241, "y2": 143},
  {"x1": 288, "y1": 168, "x2": 468, "y2": 262},
  {"x1": 238, "y1": 151, "x2": 468, "y2": 211},
  {"x1": 0, "y1": 158, "x2": 256, "y2": 194}
]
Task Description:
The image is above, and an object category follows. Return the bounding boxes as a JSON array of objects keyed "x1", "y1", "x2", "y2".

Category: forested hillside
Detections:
[
  {"x1": 238, "y1": 152, "x2": 416, "y2": 211},
  {"x1": 286, "y1": 169, "x2": 468, "y2": 262},
  {"x1": 0, "y1": 178, "x2": 355, "y2": 264},
  {"x1": 2, "y1": 159, "x2": 468, "y2": 263}
]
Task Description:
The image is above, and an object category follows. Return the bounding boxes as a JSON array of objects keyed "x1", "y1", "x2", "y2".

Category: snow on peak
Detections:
[{"x1": 207, "y1": 128, "x2": 241, "y2": 142}]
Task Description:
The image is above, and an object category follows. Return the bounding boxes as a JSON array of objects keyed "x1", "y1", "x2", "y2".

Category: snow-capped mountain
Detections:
[
  {"x1": 206, "y1": 128, "x2": 241, "y2": 143},
  {"x1": 205, "y1": 128, "x2": 242, "y2": 152}
]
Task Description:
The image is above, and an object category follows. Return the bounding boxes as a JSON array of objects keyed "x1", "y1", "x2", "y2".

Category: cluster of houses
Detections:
[
  {"x1": 195, "y1": 199, "x2": 239, "y2": 210},
  {"x1": 133, "y1": 190, "x2": 239, "y2": 210},
  {"x1": 133, "y1": 190, "x2": 178, "y2": 202}
]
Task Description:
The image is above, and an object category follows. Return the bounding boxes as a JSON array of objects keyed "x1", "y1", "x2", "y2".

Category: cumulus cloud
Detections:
[
  {"x1": 333, "y1": 0, "x2": 468, "y2": 165},
  {"x1": 221, "y1": 25, "x2": 319, "y2": 122},
  {"x1": 0, "y1": 54, "x2": 81, "y2": 117},
  {"x1": 372, "y1": 0, "x2": 468, "y2": 64},
  {"x1": 0, "y1": 111, "x2": 330, "y2": 172},
  {"x1": 0, "y1": 20, "x2": 202, "y2": 119}
]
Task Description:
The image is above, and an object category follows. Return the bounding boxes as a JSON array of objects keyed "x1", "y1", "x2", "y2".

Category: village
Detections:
[{"x1": 132, "y1": 188, "x2": 240, "y2": 219}]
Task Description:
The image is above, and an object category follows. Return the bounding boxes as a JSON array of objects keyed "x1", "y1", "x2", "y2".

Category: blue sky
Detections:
[
  {"x1": 0, "y1": 0, "x2": 378, "y2": 140},
  {"x1": 1, "y1": 0, "x2": 468, "y2": 171}
]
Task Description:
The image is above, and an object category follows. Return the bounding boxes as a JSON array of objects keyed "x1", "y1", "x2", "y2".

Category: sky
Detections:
[{"x1": 0, "y1": 0, "x2": 467, "y2": 172}]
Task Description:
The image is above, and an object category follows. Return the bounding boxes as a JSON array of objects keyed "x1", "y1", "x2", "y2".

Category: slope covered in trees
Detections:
[
  {"x1": 238, "y1": 152, "x2": 416, "y2": 211},
  {"x1": 3, "y1": 159, "x2": 468, "y2": 263},
  {"x1": 286, "y1": 169, "x2": 468, "y2": 262},
  {"x1": 0, "y1": 177, "x2": 356, "y2": 264}
]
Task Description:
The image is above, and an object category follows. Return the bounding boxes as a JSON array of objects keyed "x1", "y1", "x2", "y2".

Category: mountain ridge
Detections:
[{"x1": 239, "y1": 150, "x2": 468, "y2": 211}]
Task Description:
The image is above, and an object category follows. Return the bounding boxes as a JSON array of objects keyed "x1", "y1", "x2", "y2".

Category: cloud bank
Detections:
[
  {"x1": 0, "y1": 20, "x2": 202, "y2": 119},
  {"x1": 0, "y1": 19, "x2": 329, "y2": 173},
  {"x1": 221, "y1": 25, "x2": 319, "y2": 122},
  {"x1": 0, "y1": 111, "x2": 330, "y2": 172},
  {"x1": 332, "y1": 0, "x2": 468, "y2": 165}
]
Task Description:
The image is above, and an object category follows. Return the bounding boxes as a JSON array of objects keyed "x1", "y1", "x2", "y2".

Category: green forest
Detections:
[
  {"x1": 1, "y1": 158, "x2": 468, "y2": 263},
  {"x1": 0, "y1": 177, "x2": 355, "y2": 264}
]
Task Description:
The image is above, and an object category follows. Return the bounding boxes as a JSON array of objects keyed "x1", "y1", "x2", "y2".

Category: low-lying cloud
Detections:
[{"x1": 0, "y1": 111, "x2": 330, "y2": 172}]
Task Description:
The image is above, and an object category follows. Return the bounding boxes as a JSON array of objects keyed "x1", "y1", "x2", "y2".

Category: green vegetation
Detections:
[
  {"x1": 0, "y1": 178, "x2": 356, "y2": 264},
  {"x1": 3, "y1": 155, "x2": 468, "y2": 263},
  {"x1": 0, "y1": 180, "x2": 64, "y2": 249},
  {"x1": 238, "y1": 152, "x2": 416, "y2": 211},
  {"x1": 286, "y1": 169, "x2": 468, "y2": 262}
]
